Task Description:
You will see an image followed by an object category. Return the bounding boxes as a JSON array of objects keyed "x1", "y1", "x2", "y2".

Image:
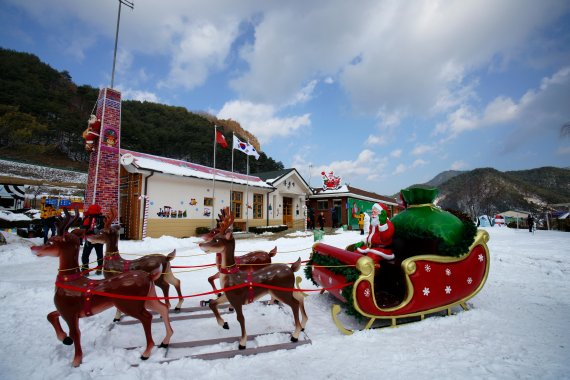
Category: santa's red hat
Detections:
[{"x1": 372, "y1": 203, "x2": 388, "y2": 213}]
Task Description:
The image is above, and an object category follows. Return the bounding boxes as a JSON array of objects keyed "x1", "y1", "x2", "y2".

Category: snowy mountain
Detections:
[{"x1": 432, "y1": 167, "x2": 570, "y2": 215}]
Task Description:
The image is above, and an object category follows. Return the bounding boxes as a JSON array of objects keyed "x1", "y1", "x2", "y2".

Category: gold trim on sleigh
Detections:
[{"x1": 332, "y1": 229, "x2": 491, "y2": 335}]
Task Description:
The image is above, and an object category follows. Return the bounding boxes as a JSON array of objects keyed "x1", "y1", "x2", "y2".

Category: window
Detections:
[
  {"x1": 317, "y1": 200, "x2": 328, "y2": 210},
  {"x1": 204, "y1": 197, "x2": 213, "y2": 206},
  {"x1": 231, "y1": 191, "x2": 243, "y2": 219},
  {"x1": 253, "y1": 194, "x2": 263, "y2": 219}
]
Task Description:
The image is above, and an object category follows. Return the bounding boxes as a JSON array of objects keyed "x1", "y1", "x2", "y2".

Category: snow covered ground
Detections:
[{"x1": 0, "y1": 227, "x2": 568, "y2": 379}]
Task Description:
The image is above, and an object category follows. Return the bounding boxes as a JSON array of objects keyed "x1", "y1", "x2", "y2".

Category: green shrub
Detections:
[
  {"x1": 195, "y1": 226, "x2": 210, "y2": 235},
  {"x1": 249, "y1": 225, "x2": 288, "y2": 234}
]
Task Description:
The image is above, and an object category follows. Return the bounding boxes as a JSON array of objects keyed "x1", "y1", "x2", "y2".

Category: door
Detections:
[
  {"x1": 283, "y1": 197, "x2": 293, "y2": 227},
  {"x1": 333, "y1": 199, "x2": 342, "y2": 227}
]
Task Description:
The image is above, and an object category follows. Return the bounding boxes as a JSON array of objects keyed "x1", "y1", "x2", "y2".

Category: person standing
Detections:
[
  {"x1": 331, "y1": 206, "x2": 338, "y2": 229},
  {"x1": 41, "y1": 205, "x2": 57, "y2": 244},
  {"x1": 81, "y1": 204, "x2": 105, "y2": 275},
  {"x1": 527, "y1": 214, "x2": 535, "y2": 233},
  {"x1": 358, "y1": 212, "x2": 365, "y2": 235},
  {"x1": 318, "y1": 212, "x2": 325, "y2": 231}
]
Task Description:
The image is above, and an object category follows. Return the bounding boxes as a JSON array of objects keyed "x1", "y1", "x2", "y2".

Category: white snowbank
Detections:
[{"x1": 0, "y1": 227, "x2": 568, "y2": 379}]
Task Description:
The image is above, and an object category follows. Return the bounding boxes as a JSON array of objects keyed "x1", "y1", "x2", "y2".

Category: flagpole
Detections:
[
  {"x1": 246, "y1": 140, "x2": 250, "y2": 233},
  {"x1": 230, "y1": 133, "x2": 235, "y2": 196},
  {"x1": 211, "y1": 125, "x2": 217, "y2": 228}
]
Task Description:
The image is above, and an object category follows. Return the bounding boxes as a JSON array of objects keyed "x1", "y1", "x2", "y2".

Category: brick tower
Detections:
[{"x1": 85, "y1": 88, "x2": 121, "y2": 214}]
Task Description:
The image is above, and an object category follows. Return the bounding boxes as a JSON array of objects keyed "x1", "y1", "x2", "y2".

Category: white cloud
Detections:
[
  {"x1": 411, "y1": 144, "x2": 435, "y2": 156},
  {"x1": 434, "y1": 66, "x2": 570, "y2": 145},
  {"x1": 158, "y1": 20, "x2": 240, "y2": 90},
  {"x1": 556, "y1": 146, "x2": 570, "y2": 155},
  {"x1": 302, "y1": 149, "x2": 387, "y2": 187},
  {"x1": 365, "y1": 134, "x2": 388, "y2": 146},
  {"x1": 390, "y1": 149, "x2": 402, "y2": 158},
  {"x1": 120, "y1": 88, "x2": 161, "y2": 103},
  {"x1": 376, "y1": 109, "x2": 405, "y2": 129},
  {"x1": 217, "y1": 100, "x2": 311, "y2": 145},
  {"x1": 393, "y1": 164, "x2": 407, "y2": 175},
  {"x1": 286, "y1": 80, "x2": 318, "y2": 106},
  {"x1": 9, "y1": 0, "x2": 570, "y2": 119},
  {"x1": 412, "y1": 159, "x2": 428, "y2": 167},
  {"x1": 451, "y1": 160, "x2": 467, "y2": 170}
]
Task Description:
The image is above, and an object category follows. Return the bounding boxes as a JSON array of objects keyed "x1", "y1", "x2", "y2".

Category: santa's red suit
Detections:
[
  {"x1": 357, "y1": 203, "x2": 395, "y2": 262},
  {"x1": 82, "y1": 115, "x2": 101, "y2": 152}
]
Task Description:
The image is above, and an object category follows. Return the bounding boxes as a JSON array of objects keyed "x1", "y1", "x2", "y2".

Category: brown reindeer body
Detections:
[
  {"x1": 208, "y1": 247, "x2": 277, "y2": 293},
  {"x1": 199, "y1": 208, "x2": 308, "y2": 349},
  {"x1": 87, "y1": 209, "x2": 184, "y2": 312},
  {"x1": 33, "y1": 209, "x2": 173, "y2": 367}
]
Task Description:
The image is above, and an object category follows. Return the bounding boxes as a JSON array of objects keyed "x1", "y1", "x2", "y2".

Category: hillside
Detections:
[
  {"x1": 425, "y1": 167, "x2": 570, "y2": 216},
  {"x1": 0, "y1": 47, "x2": 282, "y2": 174},
  {"x1": 423, "y1": 170, "x2": 464, "y2": 187}
]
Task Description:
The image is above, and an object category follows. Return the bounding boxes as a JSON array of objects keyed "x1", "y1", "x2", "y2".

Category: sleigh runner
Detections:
[
  {"x1": 310, "y1": 229, "x2": 490, "y2": 334},
  {"x1": 129, "y1": 330, "x2": 311, "y2": 364}
]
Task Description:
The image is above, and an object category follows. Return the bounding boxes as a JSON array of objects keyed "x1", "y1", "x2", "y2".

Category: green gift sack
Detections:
[{"x1": 392, "y1": 187, "x2": 476, "y2": 257}]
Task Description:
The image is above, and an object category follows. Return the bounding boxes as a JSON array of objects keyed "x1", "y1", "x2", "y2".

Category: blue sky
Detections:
[{"x1": 1, "y1": 0, "x2": 569, "y2": 195}]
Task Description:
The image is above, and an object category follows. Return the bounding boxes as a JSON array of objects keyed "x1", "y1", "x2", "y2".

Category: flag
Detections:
[
  {"x1": 215, "y1": 130, "x2": 228, "y2": 148},
  {"x1": 233, "y1": 135, "x2": 260, "y2": 159}
]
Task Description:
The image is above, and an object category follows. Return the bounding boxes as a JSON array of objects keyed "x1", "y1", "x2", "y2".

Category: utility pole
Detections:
[{"x1": 111, "y1": 0, "x2": 134, "y2": 88}]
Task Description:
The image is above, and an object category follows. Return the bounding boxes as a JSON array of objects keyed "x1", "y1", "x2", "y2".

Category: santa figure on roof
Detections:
[{"x1": 357, "y1": 203, "x2": 395, "y2": 262}]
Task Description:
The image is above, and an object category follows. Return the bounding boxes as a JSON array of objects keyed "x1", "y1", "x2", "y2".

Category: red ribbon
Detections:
[{"x1": 54, "y1": 281, "x2": 353, "y2": 301}]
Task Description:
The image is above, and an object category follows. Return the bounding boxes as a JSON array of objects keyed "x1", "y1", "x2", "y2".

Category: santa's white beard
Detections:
[{"x1": 370, "y1": 216, "x2": 379, "y2": 226}]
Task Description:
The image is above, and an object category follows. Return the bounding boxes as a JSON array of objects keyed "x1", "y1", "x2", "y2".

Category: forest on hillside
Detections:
[
  {"x1": 0, "y1": 48, "x2": 283, "y2": 174},
  {"x1": 433, "y1": 167, "x2": 570, "y2": 216}
]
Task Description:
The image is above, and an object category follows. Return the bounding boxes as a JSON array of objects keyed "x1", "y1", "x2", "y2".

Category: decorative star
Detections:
[
  {"x1": 467, "y1": 277, "x2": 473, "y2": 284},
  {"x1": 422, "y1": 287, "x2": 430, "y2": 296},
  {"x1": 445, "y1": 268, "x2": 452, "y2": 276},
  {"x1": 478, "y1": 254, "x2": 484, "y2": 262},
  {"x1": 445, "y1": 285, "x2": 452, "y2": 294},
  {"x1": 425, "y1": 264, "x2": 431, "y2": 272},
  {"x1": 364, "y1": 288, "x2": 371, "y2": 298}
]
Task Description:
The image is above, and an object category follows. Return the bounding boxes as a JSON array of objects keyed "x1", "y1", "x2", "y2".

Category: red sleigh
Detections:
[{"x1": 310, "y1": 229, "x2": 490, "y2": 334}]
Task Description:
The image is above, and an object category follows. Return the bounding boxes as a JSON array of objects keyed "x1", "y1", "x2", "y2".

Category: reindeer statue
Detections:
[
  {"x1": 32, "y1": 208, "x2": 173, "y2": 367},
  {"x1": 199, "y1": 207, "x2": 308, "y2": 349},
  {"x1": 203, "y1": 211, "x2": 278, "y2": 295},
  {"x1": 86, "y1": 209, "x2": 184, "y2": 320}
]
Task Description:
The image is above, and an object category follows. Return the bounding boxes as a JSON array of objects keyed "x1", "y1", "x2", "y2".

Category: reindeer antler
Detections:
[
  {"x1": 217, "y1": 207, "x2": 234, "y2": 234},
  {"x1": 105, "y1": 208, "x2": 117, "y2": 229},
  {"x1": 55, "y1": 206, "x2": 80, "y2": 236}
]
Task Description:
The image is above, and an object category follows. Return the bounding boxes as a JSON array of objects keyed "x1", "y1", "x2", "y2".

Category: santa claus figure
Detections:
[
  {"x1": 82, "y1": 115, "x2": 101, "y2": 152},
  {"x1": 357, "y1": 203, "x2": 395, "y2": 262}
]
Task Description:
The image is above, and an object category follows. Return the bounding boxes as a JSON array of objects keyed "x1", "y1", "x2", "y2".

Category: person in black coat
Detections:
[
  {"x1": 331, "y1": 206, "x2": 338, "y2": 229},
  {"x1": 41, "y1": 205, "x2": 57, "y2": 244},
  {"x1": 318, "y1": 212, "x2": 325, "y2": 231},
  {"x1": 81, "y1": 204, "x2": 105, "y2": 275},
  {"x1": 527, "y1": 214, "x2": 535, "y2": 233}
]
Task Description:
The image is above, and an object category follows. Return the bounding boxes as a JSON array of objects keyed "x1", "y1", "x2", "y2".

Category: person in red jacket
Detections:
[
  {"x1": 357, "y1": 203, "x2": 395, "y2": 262},
  {"x1": 80, "y1": 204, "x2": 105, "y2": 275}
]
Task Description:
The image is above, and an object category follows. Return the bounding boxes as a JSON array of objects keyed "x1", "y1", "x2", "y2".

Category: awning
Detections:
[{"x1": 0, "y1": 184, "x2": 27, "y2": 200}]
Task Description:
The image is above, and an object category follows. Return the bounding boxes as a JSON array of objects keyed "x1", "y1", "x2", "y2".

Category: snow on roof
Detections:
[
  {"x1": 0, "y1": 210, "x2": 31, "y2": 222},
  {"x1": 315, "y1": 185, "x2": 350, "y2": 194},
  {"x1": 312, "y1": 185, "x2": 398, "y2": 205},
  {"x1": 120, "y1": 149, "x2": 273, "y2": 189}
]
